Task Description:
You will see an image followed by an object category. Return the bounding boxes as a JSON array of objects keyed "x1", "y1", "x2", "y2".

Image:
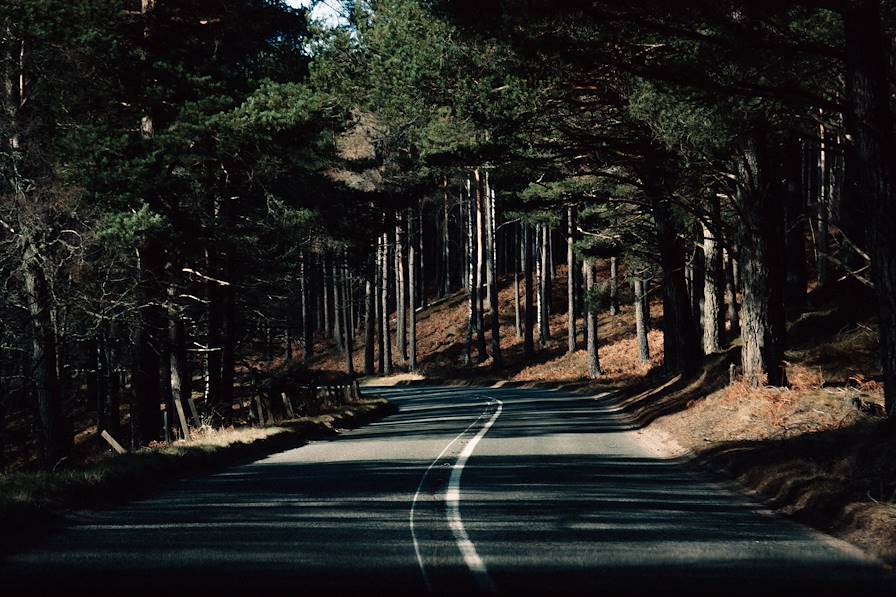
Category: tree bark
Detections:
[
  {"x1": 341, "y1": 259, "x2": 355, "y2": 377},
  {"x1": 702, "y1": 220, "x2": 725, "y2": 354},
  {"x1": 132, "y1": 240, "x2": 164, "y2": 448},
  {"x1": 376, "y1": 237, "x2": 385, "y2": 374},
  {"x1": 395, "y1": 216, "x2": 407, "y2": 364},
  {"x1": 843, "y1": 0, "x2": 896, "y2": 415},
  {"x1": 609, "y1": 256, "x2": 619, "y2": 316},
  {"x1": 567, "y1": 207, "x2": 577, "y2": 352},
  {"x1": 816, "y1": 122, "x2": 830, "y2": 287},
  {"x1": 364, "y1": 256, "x2": 376, "y2": 376},
  {"x1": 473, "y1": 169, "x2": 488, "y2": 362},
  {"x1": 649, "y1": 186, "x2": 700, "y2": 376},
  {"x1": 784, "y1": 135, "x2": 808, "y2": 308},
  {"x1": 514, "y1": 222, "x2": 522, "y2": 339},
  {"x1": 634, "y1": 279, "x2": 651, "y2": 363},
  {"x1": 300, "y1": 252, "x2": 312, "y2": 364},
  {"x1": 484, "y1": 173, "x2": 502, "y2": 368},
  {"x1": 584, "y1": 258, "x2": 602, "y2": 378},
  {"x1": 409, "y1": 211, "x2": 418, "y2": 371},
  {"x1": 380, "y1": 232, "x2": 392, "y2": 375},
  {"x1": 539, "y1": 223, "x2": 551, "y2": 344},
  {"x1": 523, "y1": 222, "x2": 535, "y2": 357},
  {"x1": 442, "y1": 175, "x2": 451, "y2": 296},
  {"x1": 737, "y1": 129, "x2": 787, "y2": 387}
]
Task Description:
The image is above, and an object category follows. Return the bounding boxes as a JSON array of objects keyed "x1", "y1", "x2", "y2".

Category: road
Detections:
[{"x1": 2, "y1": 386, "x2": 892, "y2": 595}]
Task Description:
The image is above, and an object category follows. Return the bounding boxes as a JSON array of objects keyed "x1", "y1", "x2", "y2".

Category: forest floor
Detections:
[{"x1": 316, "y1": 266, "x2": 896, "y2": 567}]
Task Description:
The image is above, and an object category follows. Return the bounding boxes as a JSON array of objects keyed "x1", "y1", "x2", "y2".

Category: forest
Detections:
[{"x1": 1, "y1": 0, "x2": 895, "y2": 510}]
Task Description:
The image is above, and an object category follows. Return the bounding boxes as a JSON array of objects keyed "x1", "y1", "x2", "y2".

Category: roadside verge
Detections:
[{"x1": 0, "y1": 398, "x2": 396, "y2": 557}]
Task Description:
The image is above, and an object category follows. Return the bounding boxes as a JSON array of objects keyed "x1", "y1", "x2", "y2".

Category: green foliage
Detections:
[{"x1": 96, "y1": 206, "x2": 168, "y2": 248}]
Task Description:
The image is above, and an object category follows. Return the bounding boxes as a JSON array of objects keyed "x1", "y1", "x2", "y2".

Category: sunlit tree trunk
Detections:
[
  {"x1": 567, "y1": 207, "x2": 577, "y2": 352},
  {"x1": 380, "y1": 232, "x2": 392, "y2": 375},
  {"x1": 634, "y1": 279, "x2": 650, "y2": 363},
  {"x1": 409, "y1": 211, "x2": 418, "y2": 371},
  {"x1": 395, "y1": 216, "x2": 407, "y2": 364},
  {"x1": 484, "y1": 173, "x2": 502, "y2": 368},
  {"x1": 523, "y1": 223, "x2": 535, "y2": 357},
  {"x1": 584, "y1": 258, "x2": 602, "y2": 378}
]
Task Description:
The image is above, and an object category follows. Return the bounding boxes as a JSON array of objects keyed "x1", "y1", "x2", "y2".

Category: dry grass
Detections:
[{"x1": 0, "y1": 398, "x2": 392, "y2": 555}]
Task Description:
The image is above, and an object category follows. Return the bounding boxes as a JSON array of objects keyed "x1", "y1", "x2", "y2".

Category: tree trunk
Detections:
[
  {"x1": 514, "y1": 222, "x2": 522, "y2": 339},
  {"x1": 844, "y1": 0, "x2": 896, "y2": 415},
  {"x1": 380, "y1": 233, "x2": 392, "y2": 375},
  {"x1": 784, "y1": 135, "x2": 808, "y2": 308},
  {"x1": 442, "y1": 175, "x2": 451, "y2": 296},
  {"x1": 523, "y1": 223, "x2": 535, "y2": 357},
  {"x1": 300, "y1": 253, "x2": 312, "y2": 363},
  {"x1": 341, "y1": 259, "x2": 355, "y2": 377},
  {"x1": 584, "y1": 258, "x2": 602, "y2": 378},
  {"x1": 219, "y1": 246, "x2": 237, "y2": 415},
  {"x1": 567, "y1": 207, "x2": 577, "y2": 352},
  {"x1": 473, "y1": 169, "x2": 488, "y2": 362},
  {"x1": 395, "y1": 217, "x2": 407, "y2": 364},
  {"x1": 634, "y1": 279, "x2": 650, "y2": 363},
  {"x1": 539, "y1": 223, "x2": 551, "y2": 344},
  {"x1": 364, "y1": 256, "x2": 376, "y2": 376},
  {"x1": 464, "y1": 178, "x2": 476, "y2": 365},
  {"x1": 609, "y1": 256, "x2": 619, "y2": 316},
  {"x1": 106, "y1": 324, "x2": 122, "y2": 437},
  {"x1": 409, "y1": 212, "x2": 418, "y2": 371},
  {"x1": 690, "y1": 223, "x2": 706, "y2": 350},
  {"x1": 22, "y1": 239, "x2": 69, "y2": 467},
  {"x1": 132, "y1": 240, "x2": 164, "y2": 448},
  {"x1": 484, "y1": 173, "x2": 502, "y2": 368},
  {"x1": 816, "y1": 122, "x2": 830, "y2": 287},
  {"x1": 737, "y1": 129, "x2": 787, "y2": 387},
  {"x1": 376, "y1": 237, "x2": 385, "y2": 374},
  {"x1": 649, "y1": 185, "x2": 700, "y2": 376},
  {"x1": 702, "y1": 220, "x2": 725, "y2": 354}
]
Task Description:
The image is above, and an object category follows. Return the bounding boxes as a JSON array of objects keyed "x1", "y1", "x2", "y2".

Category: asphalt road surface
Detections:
[{"x1": 2, "y1": 386, "x2": 893, "y2": 595}]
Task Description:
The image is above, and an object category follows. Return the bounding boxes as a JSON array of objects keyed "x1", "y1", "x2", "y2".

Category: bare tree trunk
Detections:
[
  {"x1": 132, "y1": 240, "x2": 164, "y2": 448},
  {"x1": 376, "y1": 237, "x2": 385, "y2": 374},
  {"x1": 381, "y1": 233, "x2": 392, "y2": 375},
  {"x1": 364, "y1": 256, "x2": 375, "y2": 376},
  {"x1": 523, "y1": 223, "x2": 535, "y2": 357},
  {"x1": 395, "y1": 216, "x2": 407, "y2": 364},
  {"x1": 300, "y1": 253, "x2": 312, "y2": 364},
  {"x1": 816, "y1": 121, "x2": 830, "y2": 287},
  {"x1": 341, "y1": 259, "x2": 355, "y2": 377},
  {"x1": 567, "y1": 207, "x2": 577, "y2": 352},
  {"x1": 539, "y1": 223, "x2": 551, "y2": 344},
  {"x1": 464, "y1": 178, "x2": 477, "y2": 365},
  {"x1": 609, "y1": 256, "x2": 619, "y2": 316},
  {"x1": 442, "y1": 175, "x2": 451, "y2": 296},
  {"x1": 409, "y1": 212, "x2": 418, "y2": 371},
  {"x1": 634, "y1": 279, "x2": 650, "y2": 363},
  {"x1": 484, "y1": 173, "x2": 502, "y2": 368},
  {"x1": 473, "y1": 169, "x2": 488, "y2": 362},
  {"x1": 784, "y1": 136, "x2": 808, "y2": 308},
  {"x1": 323, "y1": 258, "x2": 331, "y2": 339},
  {"x1": 514, "y1": 222, "x2": 522, "y2": 339},
  {"x1": 584, "y1": 258, "x2": 602, "y2": 378},
  {"x1": 702, "y1": 219, "x2": 725, "y2": 354},
  {"x1": 419, "y1": 200, "x2": 427, "y2": 310},
  {"x1": 332, "y1": 255, "x2": 342, "y2": 346},
  {"x1": 737, "y1": 129, "x2": 787, "y2": 387},
  {"x1": 219, "y1": 247, "x2": 237, "y2": 413}
]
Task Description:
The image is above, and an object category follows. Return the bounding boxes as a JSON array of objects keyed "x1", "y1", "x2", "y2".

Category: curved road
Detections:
[{"x1": 2, "y1": 386, "x2": 892, "y2": 594}]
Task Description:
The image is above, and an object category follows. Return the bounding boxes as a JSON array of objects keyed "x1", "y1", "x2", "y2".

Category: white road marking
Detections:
[
  {"x1": 445, "y1": 398, "x2": 502, "y2": 593},
  {"x1": 410, "y1": 401, "x2": 495, "y2": 592}
]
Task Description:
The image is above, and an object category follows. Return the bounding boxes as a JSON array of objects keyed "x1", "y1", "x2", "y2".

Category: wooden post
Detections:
[{"x1": 100, "y1": 430, "x2": 127, "y2": 454}]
